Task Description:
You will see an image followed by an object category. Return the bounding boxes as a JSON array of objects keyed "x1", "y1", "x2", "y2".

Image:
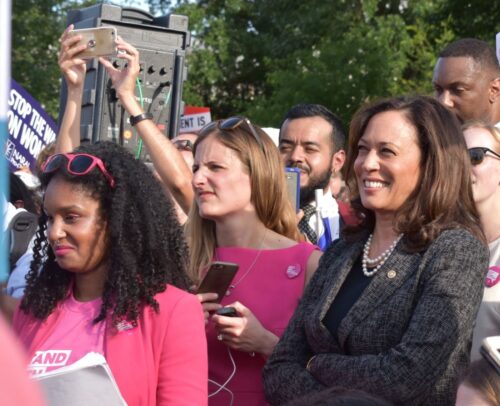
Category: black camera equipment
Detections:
[{"x1": 59, "y1": 3, "x2": 189, "y2": 161}]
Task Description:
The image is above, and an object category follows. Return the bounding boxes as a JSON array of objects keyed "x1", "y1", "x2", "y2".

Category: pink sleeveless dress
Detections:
[{"x1": 207, "y1": 242, "x2": 319, "y2": 405}]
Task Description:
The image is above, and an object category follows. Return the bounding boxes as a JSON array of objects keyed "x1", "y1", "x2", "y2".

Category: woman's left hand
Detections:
[
  {"x1": 99, "y1": 37, "x2": 139, "y2": 100},
  {"x1": 212, "y1": 301, "x2": 279, "y2": 357}
]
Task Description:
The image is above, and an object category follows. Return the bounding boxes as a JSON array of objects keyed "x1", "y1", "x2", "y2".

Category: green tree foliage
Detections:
[
  {"x1": 436, "y1": 0, "x2": 500, "y2": 41},
  {"x1": 171, "y1": 0, "x2": 496, "y2": 127},
  {"x1": 13, "y1": 0, "x2": 498, "y2": 126},
  {"x1": 12, "y1": 0, "x2": 94, "y2": 120}
]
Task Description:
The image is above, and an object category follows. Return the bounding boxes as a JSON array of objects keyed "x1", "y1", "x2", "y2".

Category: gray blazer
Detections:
[{"x1": 264, "y1": 229, "x2": 489, "y2": 405}]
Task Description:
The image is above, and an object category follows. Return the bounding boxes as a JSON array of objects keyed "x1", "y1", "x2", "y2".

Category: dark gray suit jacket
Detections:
[{"x1": 264, "y1": 229, "x2": 489, "y2": 405}]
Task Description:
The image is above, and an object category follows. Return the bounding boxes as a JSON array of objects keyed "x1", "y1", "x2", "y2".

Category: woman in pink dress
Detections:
[{"x1": 188, "y1": 118, "x2": 322, "y2": 405}]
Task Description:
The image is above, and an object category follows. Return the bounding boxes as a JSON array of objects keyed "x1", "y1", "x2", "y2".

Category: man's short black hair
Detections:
[
  {"x1": 279, "y1": 103, "x2": 346, "y2": 152},
  {"x1": 439, "y1": 38, "x2": 500, "y2": 75}
]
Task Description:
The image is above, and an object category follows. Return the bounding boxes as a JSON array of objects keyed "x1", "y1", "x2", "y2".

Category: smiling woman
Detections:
[
  {"x1": 264, "y1": 96, "x2": 489, "y2": 406},
  {"x1": 353, "y1": 110, "x2": 422, "y2": 216}
]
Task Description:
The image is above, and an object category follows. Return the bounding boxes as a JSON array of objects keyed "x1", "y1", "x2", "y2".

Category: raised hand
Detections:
[
  {"x1": 99, "y1": 37, "x2": 140, "y2": 100},
  {"x1": 58, "y1": 24, "x2": 87, "y2": 89}
]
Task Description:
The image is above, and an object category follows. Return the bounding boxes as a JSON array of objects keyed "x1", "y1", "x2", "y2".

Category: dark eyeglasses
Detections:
[
  {"x1": 468, "y1": 147, "x2": 500, "y2": 166},
  {"x1": 199, "y1": 116, "x2": 264, "y2": 151},
  {"x1": 42, "y1": 153, "x2": 116, "y2": 188},
  {"x1": 173, "y1": 139, "x2": 194, "y2": 152}
]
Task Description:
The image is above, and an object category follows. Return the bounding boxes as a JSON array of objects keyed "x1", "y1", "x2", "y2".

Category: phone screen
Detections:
[
  {"x1": 285, "y1": 167, "x2": 301, "y2": 213},
  {"x1": 197, "y1": 261, "x2": 239, "y2": 302}
]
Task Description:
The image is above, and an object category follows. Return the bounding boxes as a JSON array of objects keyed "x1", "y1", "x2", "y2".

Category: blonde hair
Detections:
[
  {"x1": 462, "y1": 120, "x2": 500, "y2": 154},
  {"x1": 186, "y1": 122, "x2": 301, "y2": 283},
  {"x1": 35, "y1": 141, "x2": 56, "y2": 176}
]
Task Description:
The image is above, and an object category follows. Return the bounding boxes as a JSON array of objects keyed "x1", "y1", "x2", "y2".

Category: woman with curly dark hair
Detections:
[{"x1": 12, "y1": 140, "x2": 208, "y2": 405}]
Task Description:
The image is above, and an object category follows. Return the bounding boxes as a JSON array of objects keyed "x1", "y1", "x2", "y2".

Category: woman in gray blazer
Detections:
[{"x1": 263, "y1": 96, "x2": 489, "y2": 406}]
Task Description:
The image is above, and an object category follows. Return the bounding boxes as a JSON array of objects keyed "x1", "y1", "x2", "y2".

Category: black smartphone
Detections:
[
  {"x1": 285, "y1": 167, "x2": 300, "y2": 213},
  {"x1": 197, "y1": 261, "x2": 239, "y2": 303},
  {"x1": 215, "y1": 307, "x2": 238, "y2": 317}
]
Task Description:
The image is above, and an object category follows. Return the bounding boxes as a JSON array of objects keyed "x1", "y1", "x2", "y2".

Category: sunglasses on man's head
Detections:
[
  {"x1": 199, "y1": 116, "x2": 264, "y2": 151},
  {"x1": 468, "y1": 147, "x2": 500, "y2": 166},
  {"x1": 173, "y1": 139, "x2": 194, "y2": 152},
  {"x1": 42, "y1": 153, "x2": 116, "y2": 188}
]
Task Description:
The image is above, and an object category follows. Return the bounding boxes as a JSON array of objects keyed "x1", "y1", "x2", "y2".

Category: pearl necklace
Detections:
[{"x1": 362, "y1": 233, "x2": 403, "y2": 277}]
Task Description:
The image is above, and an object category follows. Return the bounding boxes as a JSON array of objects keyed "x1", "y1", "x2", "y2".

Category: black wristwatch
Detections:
[{"x1": 129, "y1": 112, "x2": 153, "y2": 126}]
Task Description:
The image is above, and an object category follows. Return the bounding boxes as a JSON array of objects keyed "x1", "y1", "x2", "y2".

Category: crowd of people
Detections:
[{"x1": 1, "y1": 24, "x2": 499, "y2": 406}]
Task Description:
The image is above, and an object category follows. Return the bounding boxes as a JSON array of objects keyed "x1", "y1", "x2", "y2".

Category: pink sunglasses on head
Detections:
[{"x1": 42, "y1": 153, "x2": 116, "y2": 188}]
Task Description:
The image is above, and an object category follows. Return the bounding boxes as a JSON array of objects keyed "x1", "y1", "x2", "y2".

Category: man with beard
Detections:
[
  {"x1": 279, "y1": 104, "x2": 354, "y2": 250},
  {"x1": 432, "y1": 38, "x2": 500, "y2": 125}
]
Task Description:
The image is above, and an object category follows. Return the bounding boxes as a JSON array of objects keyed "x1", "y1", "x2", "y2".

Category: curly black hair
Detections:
[{"x1": 21, "y1": 141, "x2": 190, "y2": 325}]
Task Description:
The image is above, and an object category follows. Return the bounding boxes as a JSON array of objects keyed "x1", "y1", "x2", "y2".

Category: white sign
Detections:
[
  {"x1": 179, "y1": 106, "x2": 211, "y2": 133},
  {"x1": 497, "y1": 32, "x2": 500, "y2": 64}
]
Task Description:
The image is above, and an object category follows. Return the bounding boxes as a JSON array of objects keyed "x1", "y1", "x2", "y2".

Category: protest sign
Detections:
[
  {"x1": 5, "y1": 79, "x2": 58, "y2": 172},
  {"x1": 179, "y1": 106, "x2": 211, "y2": 134}
]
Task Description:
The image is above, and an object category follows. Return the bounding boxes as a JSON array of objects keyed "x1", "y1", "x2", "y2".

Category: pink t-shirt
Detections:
[{"x1": 28, "y1": 293, "x2": 105, "y2": 376}]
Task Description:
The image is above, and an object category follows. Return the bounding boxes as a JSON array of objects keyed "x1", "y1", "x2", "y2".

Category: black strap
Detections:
[{"x1": 129, "y1": 112, "x2": 153, "y2": 126}]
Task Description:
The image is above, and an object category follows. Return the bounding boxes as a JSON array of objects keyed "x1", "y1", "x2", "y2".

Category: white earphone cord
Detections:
[{"x1": 208, "y1": 347, "x2": 236, "y2": 406}]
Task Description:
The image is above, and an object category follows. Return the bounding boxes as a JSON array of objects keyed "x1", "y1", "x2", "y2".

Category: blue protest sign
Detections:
[{"x1": 5, "y1": 79, "x2": 58, "y2": 172}]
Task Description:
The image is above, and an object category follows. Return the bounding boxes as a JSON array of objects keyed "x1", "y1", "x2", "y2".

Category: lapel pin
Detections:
[
  {"x1": 286, "y1": 264, "x2": 301, "y2": 279},
  {"x1": 387, "y1": 270, "x2": 397, "y2": 279},
  {"x1": 115, "y1": 320, "x2": 135, "y2": 333},
  {"x1": 485, "y1": 266, "x2": 500, "y2": 287}
]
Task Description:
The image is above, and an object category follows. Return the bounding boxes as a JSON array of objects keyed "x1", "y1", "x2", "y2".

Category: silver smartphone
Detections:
[{"x1": 69, "y1": 26, "x2": 117, "y2": 59}]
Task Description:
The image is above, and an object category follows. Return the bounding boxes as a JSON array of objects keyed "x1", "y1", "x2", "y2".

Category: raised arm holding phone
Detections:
[{"x1": 57, "y1": 25, "x2": 193, "y2": 214}]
